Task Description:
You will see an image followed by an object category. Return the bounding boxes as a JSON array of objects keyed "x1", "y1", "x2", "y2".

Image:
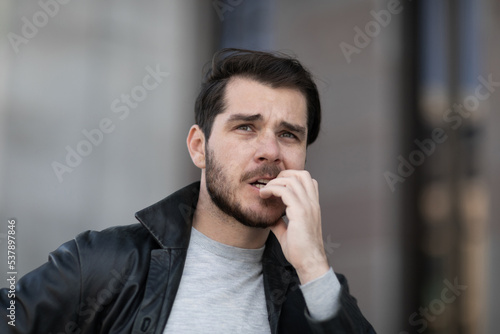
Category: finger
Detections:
[
  {"x1": 259, "y1": 183, "x2": 299, "y2": 207},
  {"x1": 297, "y1": 171, "x2": 318, "y2": 201},
  {"x1": 276, "y1": 170, "x2": 317, "y2": 200},
  {"x1": 312, "y1": 178, "x2": 319, "y2": 200}
]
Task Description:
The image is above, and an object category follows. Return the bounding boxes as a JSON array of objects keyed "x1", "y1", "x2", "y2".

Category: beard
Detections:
[{"x1": 205, "y1": 147, "x2": 285, "y2": 229}]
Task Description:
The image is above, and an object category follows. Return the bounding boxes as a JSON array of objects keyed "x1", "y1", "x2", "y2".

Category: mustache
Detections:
[{"x1": 241, "y1": 164, "x2": 282, "y2": 182}]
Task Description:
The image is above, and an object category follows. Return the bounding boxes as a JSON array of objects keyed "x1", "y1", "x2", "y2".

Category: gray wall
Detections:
[{"x1": 0, "y1": 0, "x2": 213, "y2": 289}]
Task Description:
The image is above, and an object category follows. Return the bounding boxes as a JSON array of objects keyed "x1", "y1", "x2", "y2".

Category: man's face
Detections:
[{"x1": 204, "y1": 77, "x2": 308, "y2": 228}]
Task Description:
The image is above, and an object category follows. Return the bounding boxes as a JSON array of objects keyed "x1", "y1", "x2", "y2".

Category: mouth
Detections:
[{"x1": 249, "y1": 178, "x2": 274, "y2": 189}]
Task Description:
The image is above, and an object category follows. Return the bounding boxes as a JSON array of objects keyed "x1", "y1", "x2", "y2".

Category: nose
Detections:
[{"x1": 254, "y1": 130, "x2": 281, "y2": 164}]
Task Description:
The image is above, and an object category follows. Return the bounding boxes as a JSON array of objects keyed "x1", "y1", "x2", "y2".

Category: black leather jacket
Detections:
[{"x1": 1, "y1": 182, "x2": 375, "y2": 333}]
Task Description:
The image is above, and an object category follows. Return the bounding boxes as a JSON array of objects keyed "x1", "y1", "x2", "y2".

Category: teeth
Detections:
[{"x1": 252, "y1": 179, "x2": 271, "y2": 189}]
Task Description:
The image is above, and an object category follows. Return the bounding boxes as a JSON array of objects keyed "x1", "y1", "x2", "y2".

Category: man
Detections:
[{"x1": 1, "y1": 49, "x2": 375, "y2": 333}]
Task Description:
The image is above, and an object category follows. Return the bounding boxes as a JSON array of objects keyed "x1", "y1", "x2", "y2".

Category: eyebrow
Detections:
[
  {"x1": 280, "y1": 121, "x2": 307, "y2": 138},
  {"x1": 226, "y1": 113, "x2": 307, "y2": 138},
  {"x1": 226, "y1": 113, "x2": 263, "y2": 123}
]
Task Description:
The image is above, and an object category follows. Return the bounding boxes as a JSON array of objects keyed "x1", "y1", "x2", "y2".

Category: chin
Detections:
[
  {"x1": 238, "y1": 204, "x2": 285, "y2": 229},
  {"x1": 237, "y1": 216, "x2": 281, "y2": 229}
]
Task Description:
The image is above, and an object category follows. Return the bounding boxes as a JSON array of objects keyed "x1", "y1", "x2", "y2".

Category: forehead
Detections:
[{"x1": 218, "y1": 77, "x2": 307, "y2": 125}]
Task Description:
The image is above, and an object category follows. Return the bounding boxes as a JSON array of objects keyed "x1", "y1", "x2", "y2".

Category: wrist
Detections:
[{"x1": 296, "y1": 259, "x2": 330, "y2": 285}]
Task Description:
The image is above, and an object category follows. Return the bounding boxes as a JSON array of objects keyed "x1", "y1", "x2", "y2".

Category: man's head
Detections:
[
  {"x1": 187, "y1": 49, "x2": 321, "y2": 229},
  {"x1": 194, "y1": 48, "x2": 321, "y2": 146}
]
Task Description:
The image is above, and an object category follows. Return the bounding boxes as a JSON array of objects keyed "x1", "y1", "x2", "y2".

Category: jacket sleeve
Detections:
[
  {"x1": 0, "y1": 240, "x2": 82, "y2": 334},
  {"x1": 304, "y1": 273, "x2": 376, "y2": 334}
]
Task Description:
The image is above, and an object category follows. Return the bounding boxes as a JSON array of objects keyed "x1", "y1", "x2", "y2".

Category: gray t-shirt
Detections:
[{"x1": 163, "y1": 227, "x2": 340, "y2": 333}]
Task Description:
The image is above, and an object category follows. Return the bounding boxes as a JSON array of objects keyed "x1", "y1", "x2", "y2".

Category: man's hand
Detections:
[{"x1": 260, "y1": 170, "x2": 330, "y2": 285}]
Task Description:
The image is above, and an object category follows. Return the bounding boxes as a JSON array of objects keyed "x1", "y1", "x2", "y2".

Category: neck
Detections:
[{"x1": 192, "y1": 182, "x2": 270, "y2": 249}]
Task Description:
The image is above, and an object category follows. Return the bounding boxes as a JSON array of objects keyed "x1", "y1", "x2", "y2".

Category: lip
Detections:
[
  {"x1": 247, "y1": 177, "x2": 276, "y2": 192},
  {"x1": 246, "y1": 175, "x2": 277, "y2": 184}
]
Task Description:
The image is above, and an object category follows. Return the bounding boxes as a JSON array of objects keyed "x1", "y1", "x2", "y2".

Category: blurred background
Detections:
[{"x1": 0, "y1": 0, "x2": 498, "y2": 333}]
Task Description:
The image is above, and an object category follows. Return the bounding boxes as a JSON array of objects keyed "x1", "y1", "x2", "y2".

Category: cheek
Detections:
[
  {"x1": 219, "y1": 141, "x2": 252, "y2": 162},
  {"x1": 218, "y1": 146, "x2": 239, "y2": 166},
  {"x1": 283, "y1": 148, "x2": 307, "y2": 169},
  {"x1": 215, "y1": 145, "x2": 246, "y2": 174}
]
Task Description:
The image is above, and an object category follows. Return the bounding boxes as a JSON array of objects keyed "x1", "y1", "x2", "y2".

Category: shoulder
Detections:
[
  {"x1": 74, "y1": 223, "x2": 154, "y2": 251},
  {"x1": 74, "y1": 223, "x2": 158, "y2": 260},
  {"x1": 72, "y1": 223, "x2": 157, "y2": 286}
]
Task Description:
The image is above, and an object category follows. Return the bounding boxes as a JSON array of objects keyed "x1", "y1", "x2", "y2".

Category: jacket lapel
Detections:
[
  {"x1": 132, "y1": 183, "x2": 199, "y2": 333},
  {"x1": 262, "y1": 232, "x2": 297, "y2": 334},
  {"x1": 135, "y1": 182, "x2": 199, "y2": 249}
]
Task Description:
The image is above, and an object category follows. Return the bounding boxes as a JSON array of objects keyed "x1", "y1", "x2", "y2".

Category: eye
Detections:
[
  {"x1": 236, "y1": 125, "x2": 252, "y2": 131},
  {"x1": 280, "y1": 132, "x2": 297, "y2": 139}
]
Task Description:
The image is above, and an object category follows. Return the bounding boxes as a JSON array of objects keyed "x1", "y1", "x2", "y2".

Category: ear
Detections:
[{"x1": 186, "y1": 125, "x2": 206, "y2": 169}]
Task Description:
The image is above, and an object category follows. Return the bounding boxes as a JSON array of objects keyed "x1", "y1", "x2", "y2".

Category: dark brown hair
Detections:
[{"x1": 194, "y1": 48, "x2": 321, "y2": 145}]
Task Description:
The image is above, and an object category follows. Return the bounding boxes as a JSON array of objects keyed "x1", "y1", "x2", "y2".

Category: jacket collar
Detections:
[{"x1": 135, "y1": 182, "x2": 200, "y2": 249}]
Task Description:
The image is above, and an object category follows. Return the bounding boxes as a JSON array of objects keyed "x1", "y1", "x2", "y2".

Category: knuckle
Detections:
[{"x1": 298, "y1": 170, "x2": 311, "y2": 178}]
